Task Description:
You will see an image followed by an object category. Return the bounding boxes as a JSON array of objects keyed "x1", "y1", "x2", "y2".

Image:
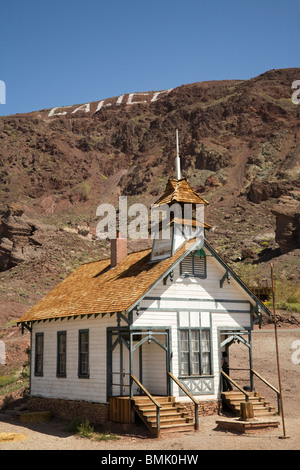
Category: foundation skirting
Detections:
[{"x1": 27, "y1": 396, "x2": 109, "y2": 425}]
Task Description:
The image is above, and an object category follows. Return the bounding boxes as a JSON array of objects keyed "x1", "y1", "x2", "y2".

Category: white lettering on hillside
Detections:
[
  {"x1": 72, "y1": 103, "x2": 90, "y2": 114},
  {"x1": 48, "y1": 105, "x2": 72, "y2": 117},
  {"x1": 127, "y1": 92, "x2": 149, "y2": 105},
  {"x1": 48, "y1": 89, "x2": 173, "y2": 117}
]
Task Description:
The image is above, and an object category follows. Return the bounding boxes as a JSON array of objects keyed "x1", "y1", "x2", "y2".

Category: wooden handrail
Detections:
[
  {"x1": 221, "y1": 369, "x2": 281, "y2": 414},
  {"x1": 168, "y1": 372, "x2": 198, "y2": 404},
  {"x1": 250, "y1": 369, "x2": 280, "y2": 395},
  {"x1": 168, "y1": 372, "x2": 199, "y2": 430},
  {"x1": 250, "y1": 368, "x2": 281, "y2": 414},
  {"x1": 221, "y1": 370, "x2": 250, "y2": 401},
  {"x1": 130, "y1": 374, "x2": 161, "y2": 408},
  {"x1": 130, "y1": 374, "x2": 161, "y2": 435}
]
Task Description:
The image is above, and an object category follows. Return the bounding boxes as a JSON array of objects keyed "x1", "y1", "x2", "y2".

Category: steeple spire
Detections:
[{"x1": 175, "y1": 129, "x2": 181, "y2": 180}]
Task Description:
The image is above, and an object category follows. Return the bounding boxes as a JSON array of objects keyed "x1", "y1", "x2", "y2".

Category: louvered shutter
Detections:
[
  {"x1": 193, "y1": 256, "x2": 206, "y2": 278},
  {"x1": 180, "y1": 256, "x2": 193, "y2": 276}
]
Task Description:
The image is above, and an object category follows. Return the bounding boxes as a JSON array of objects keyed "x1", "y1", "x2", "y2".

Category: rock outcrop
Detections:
[
  {"x1": 0, "y1": 204, "x2": 42, "y2": 270},
  {"x1": 271, "y1": 194, "x2": 300, "y2": 254}
]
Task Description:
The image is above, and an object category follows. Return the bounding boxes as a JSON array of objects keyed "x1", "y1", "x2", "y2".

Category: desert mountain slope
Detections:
[{"x1": 0, "y1": 67, "x2": 300, "y2": 335}]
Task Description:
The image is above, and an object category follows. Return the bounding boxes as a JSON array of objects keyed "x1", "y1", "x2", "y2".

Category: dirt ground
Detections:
[{"x1": 0, "y1": 327, "x2": 299, "y2": 452}]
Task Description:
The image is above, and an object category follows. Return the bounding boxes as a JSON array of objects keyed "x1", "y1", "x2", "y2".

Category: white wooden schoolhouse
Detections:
[{"x1": 18, "y1": 168, "x2": 273, "y2": 435}]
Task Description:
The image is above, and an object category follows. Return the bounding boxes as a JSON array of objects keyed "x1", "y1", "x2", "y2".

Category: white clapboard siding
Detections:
[
  {"x1": 31, "y1": 315, "x2": 117, "y2": 403},
  {"x1": 143, "y1": 251, "x2": 255, "y2": 306}
]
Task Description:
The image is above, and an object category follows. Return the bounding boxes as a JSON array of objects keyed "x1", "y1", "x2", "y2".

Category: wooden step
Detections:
[
  {"x1": 252, "y1": 407, "x2": 277, "y2": 416},
  {"x1": 148, "y1": 416, "x2": 193, "y2": 426},
  {"x1": 222, "y1": 391, "x2": 258, "y2": 398},
  {"x1": 142, "y1": 410, "x2": 188, "y2": 419},
  {"x1": 135, "y1": 403, "x2": 176, "y2": 410},
  {"x1": 227, "y1": 398, "x2": 265, "y2": 405},
  {"x1": 132, "y1": 396, "x2": 174, "y2": 405},
  {"x1": 222, "y1": 390, "x2": 277, "y2": 418},
  {"x1": 156, "y1": 423, "x2": 195, "y2": 433},
  {"x1": 230, "y1": 405, "x2": 275, "y2": 415},
  {"x1": 132, "y1": 395, "x2": 196, "y2": 435}
]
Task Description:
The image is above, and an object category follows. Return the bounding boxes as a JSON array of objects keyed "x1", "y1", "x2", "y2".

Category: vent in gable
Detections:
[
  {"x1": 180, "y1": 256, "x2": 193, "y2": 276},
  {"x1": 180, "y1": 254, "x2": 206, "y2": 278},
  {"x1": 194, "y1": 255, "x2": 206, "y2": 278}
]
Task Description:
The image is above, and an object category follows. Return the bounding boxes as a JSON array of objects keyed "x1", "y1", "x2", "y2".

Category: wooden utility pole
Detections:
[{"x1": 270, "y1": 263, "x2": 289, "y2": 439}]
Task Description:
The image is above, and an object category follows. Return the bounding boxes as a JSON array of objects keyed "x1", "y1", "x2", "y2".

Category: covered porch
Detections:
[
  {"x1": 106, "y1": 326, "x2": 201, "y2": 436},
  {"x1": 107, "y1": 326, "x2": 171, "y2": 399}
]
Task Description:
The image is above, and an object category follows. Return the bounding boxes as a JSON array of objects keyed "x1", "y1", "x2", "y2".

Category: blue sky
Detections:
[{"x1": 0, "y1": 0, "x2": 299, "y2": 116}]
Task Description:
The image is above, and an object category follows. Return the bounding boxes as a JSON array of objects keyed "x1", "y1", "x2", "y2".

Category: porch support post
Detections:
[
  {"x1": 129, "y1": 330, "x2": 133, "y2": 399},
  {"x1": 106, "y1": 330, "x2": 112, "y2": 400},
  {"x1": 248, "y1": 332, "x2": 254, "y2": 391},
  {"x1": 120, "y1": 340, "x2": 123, "y2": 396}
]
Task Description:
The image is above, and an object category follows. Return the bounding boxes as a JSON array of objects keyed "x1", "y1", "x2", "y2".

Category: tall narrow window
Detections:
[
  {"x1": 201, "y1": 330, "x2": 211, "y2": 375},
  {"x1": 78, "y1": 329, "x2": 89, "y2": 378},
  {"x1": 57, "y1": 331, "x2": 67, "y2": 377},
  {"x1": 34, "y1": 333, "x2": 44, "y2": 376},
  {"x1": 190, "y1": 330, "x2": 200, "y2": 375},
  {"x1": 179, "y1": 330, "x2": 189, "y2": 376}
]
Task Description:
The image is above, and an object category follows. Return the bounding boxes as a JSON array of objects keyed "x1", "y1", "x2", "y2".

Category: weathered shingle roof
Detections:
[
  {"x1": 17, "y1": 239, "x2": 200, "y2": 323},
  {"x1": 154, "y1": 178, "x2": 209, "y2": 206}
]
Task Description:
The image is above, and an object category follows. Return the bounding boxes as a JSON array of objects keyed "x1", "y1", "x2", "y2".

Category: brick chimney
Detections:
[{"x1": 111, "y1": 232, "x2": 127, "y2": 267}]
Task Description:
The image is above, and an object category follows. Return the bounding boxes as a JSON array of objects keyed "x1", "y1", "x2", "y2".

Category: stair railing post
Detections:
[
  {"x1": 156, "y1": 404, "x2": 160, "y2": 437},
  {"x1": 195, "y1": 402, "x2": 199, "y2": 430},
  {"x1": 129, "y1": 332, "x2": 133, "y2": 399},
  {"x1": 277, "y1": 393, "x2": 282, "y2": 416},
  {"x1": 167, "y1": 372, "x2": 199, "y2": 431},
  {"x1": 130, "y1": 374, "x2": 161, "y2": 437}
]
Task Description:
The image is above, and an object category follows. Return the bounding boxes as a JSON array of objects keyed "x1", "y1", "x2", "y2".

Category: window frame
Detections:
[
  {"x1": 56, "y1": 331, "x2": 67, "y2": 378},
  {"x1": 34, "y1": 332, "x2": 44, "y2": 377},
  {"x1": 78, "y1": 329, "x2": 89, "y2": 379},
  {"x1": 178, "y1": 327, "x2": 212, "y2": 378}
]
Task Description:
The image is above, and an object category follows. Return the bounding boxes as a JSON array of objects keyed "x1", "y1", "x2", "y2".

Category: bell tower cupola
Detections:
[{"x1": 150, "y1": 131, "x2": 211, "y2": 262}]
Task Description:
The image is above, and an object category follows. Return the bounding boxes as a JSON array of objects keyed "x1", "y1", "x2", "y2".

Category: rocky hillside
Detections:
[{"x1": 0, "y1": 67, "x2": 300, "y2": 342}]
